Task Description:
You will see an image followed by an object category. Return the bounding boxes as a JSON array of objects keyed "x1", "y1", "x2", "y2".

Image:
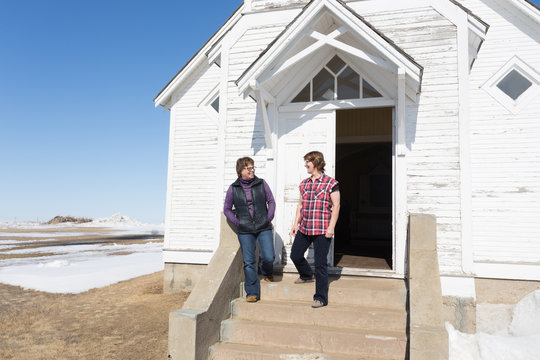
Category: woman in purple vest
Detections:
[{"x1": 224, "y1": 157, "x2": 276, "y2": 302}]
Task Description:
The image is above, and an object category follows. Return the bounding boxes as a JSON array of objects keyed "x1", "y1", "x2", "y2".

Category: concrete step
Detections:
[
  {"x1": 209, "y1": 343, "x2": 392, "y2": 360},
  {"x1": 253, "y1": 274, "x2": 407, "y2": 310},
  {"x1": 232, "y1": 298, "x2": 407, "y2": 333},
  {"x1": 220, "y1": 319, "x2": 407, "y2": 359}
]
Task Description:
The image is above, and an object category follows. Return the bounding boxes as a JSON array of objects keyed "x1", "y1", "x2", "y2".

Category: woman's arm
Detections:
[
  {"x1": 325, "y1": 190, "x2": 341, "y2": 238},
  {"x1": 223, "y1": 185, "x2": 239, "y2": 227},
  {"x1": 263, "y1": 180, "x2": 276, "y2": 222}
]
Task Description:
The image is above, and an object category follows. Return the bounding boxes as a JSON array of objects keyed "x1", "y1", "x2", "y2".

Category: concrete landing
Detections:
[{"x1": 258, "y1": 273, "x2": 407, "y2": 309}]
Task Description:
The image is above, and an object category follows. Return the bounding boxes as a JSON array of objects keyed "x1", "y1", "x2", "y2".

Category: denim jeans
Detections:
[
  {"x1": 237, "y1": 229, "x2": 275, "y2": 299},
  {"x1": 290, "y1": 231, "x2": 331, "y2": 305}
]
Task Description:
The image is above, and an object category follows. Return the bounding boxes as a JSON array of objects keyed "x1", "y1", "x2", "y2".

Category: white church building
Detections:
[{"x1": 154, "y1": 0, "x2": 540, "y2": 303}]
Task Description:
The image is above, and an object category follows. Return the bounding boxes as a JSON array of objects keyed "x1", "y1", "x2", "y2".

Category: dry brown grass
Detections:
[
  {"x1": 0, "y1": 253, "x2": 58, "y2": 260},
  {"x1": 0, "y1": 271, "x2": 188, "y2": 360}
]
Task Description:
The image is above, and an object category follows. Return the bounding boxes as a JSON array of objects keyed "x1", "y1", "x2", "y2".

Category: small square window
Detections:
[
  {"x1": 199, "y1": 86, "x2": 220, "y2": 121},
  {"x1": 210, "y1": 97, "x2": 220, "y2": 112},
  {"x1": 496, "y1": 70, "x2": 532, "y2": 100},
  {"x1": 482, "y1": 56, "x2": 539, "y2": 114}
]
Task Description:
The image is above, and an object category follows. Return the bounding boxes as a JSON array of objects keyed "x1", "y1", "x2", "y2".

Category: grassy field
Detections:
[
  {"x1": 0, "y1": 225, "x2": 187, "y2": 359},
  {"x1": 0, "y1": 271, "x2": 188, "y2": 360}
]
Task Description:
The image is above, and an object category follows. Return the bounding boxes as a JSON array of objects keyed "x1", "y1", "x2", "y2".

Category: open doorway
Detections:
[{"x1": 334, "y1": 108, "x2": 393, "y2": 270}]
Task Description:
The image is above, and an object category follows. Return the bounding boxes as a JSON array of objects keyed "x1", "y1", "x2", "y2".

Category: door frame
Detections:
[
  {"x1": 274, "y1": 105, "x2": 406, "y2": 278},
  {"x1": 275, "y1": 110, "x2": 336, "y2": 269}
]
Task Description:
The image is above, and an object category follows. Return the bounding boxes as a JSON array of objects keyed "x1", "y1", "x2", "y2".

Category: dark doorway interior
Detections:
[{"x1": 334, "y1": 108, "x2": 393, "y2": 270}]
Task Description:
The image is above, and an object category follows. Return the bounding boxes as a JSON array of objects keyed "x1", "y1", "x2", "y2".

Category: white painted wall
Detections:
[
  {"x1": 363, "y1": 8, "x2": 463, "y2": 274},
  {"x1": 460, "y1": 0, "x2": 540, "y2": 279},
  {"x1": 223, "y1": 23, "x2": 287, "y2": 189},
  {"x1": 162, "y1": 0, "x2": 539, "y2": 281},
  {"x1": 164, "y1": 2, "x2": 464, "y2": 274},
  {"x1": 164, "y1": 62, "x2": 222, "y2": 260}
]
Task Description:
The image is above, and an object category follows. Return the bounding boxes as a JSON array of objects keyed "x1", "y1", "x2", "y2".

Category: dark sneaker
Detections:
[
  {"x1": 294, "y1": 276, "x2": 314, "y2": 284},
  {"x1": 311, "y1": 300, "x2": 326, "y2": 308},
  {"x1": 264, "y1": 276, "x2": 274, "y2": 282},
  {"x1": 246, "y1": 296, "x2": 258, "y2": 302}
]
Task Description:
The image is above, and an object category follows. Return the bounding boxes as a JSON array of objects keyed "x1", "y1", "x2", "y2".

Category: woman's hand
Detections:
[
  {"x1": 325, "y1": 227, "x2": 334, "y2": 239},
  {"x1": 290, "y1": 198, "x2": 303, "y2": 237},
  {"x1": 290, "y1": 224, "x2": 298, "y2": 236}
]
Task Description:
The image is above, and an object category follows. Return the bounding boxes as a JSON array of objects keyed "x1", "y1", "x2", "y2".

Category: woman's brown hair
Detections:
[
  {"x1": 236, "y1": 157, "x2": 254, "y2": 177},
  {"x1": 304, "y1": 151, "x2": 325, "y2": 172}
]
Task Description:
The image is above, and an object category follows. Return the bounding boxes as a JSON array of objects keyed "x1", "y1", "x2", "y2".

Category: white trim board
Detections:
[
  {"x1": 474, "y1": 262, "x2": 540, "y2": 281},
  {"x1": 162, "y1": 250, "x2": 215, "y2": 265},
  {"x1": 440, "y1": 275, "x2": 476, "y2": 299}
]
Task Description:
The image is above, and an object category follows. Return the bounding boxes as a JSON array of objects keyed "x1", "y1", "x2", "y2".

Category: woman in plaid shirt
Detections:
[{"x1": 290, "y1": 151, "x2": 340, "y2": 308}]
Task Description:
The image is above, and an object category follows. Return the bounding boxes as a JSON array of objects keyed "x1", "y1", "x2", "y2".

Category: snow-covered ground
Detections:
[
  {"x1": 0, "y1": 214, "x2": 164, "y2": 293},
  {"x1": 2, "y1": 214, "x2": 539, "y2": 359},
  {"x1": 447, "y1": 290, "x2": 540, "y2": 360}
]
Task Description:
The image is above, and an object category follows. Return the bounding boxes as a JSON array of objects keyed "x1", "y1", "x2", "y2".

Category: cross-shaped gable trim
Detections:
[{"x1": 236, "y1": 0, "x2": 423, "y2": 96}]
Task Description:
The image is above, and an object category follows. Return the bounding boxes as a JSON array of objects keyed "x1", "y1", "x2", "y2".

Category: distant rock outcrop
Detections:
[
  {"x1": 46, "y1": 216, "x2": 93, "y2": 224},
  {"x1": 92, "y1": 213, "x2": 142, "y2": 226}
]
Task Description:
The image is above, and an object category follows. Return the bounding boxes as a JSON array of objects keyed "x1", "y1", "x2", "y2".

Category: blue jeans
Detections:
[
  {"x1": 237, "y1": 229, "x2": 275, "y2": 299},
  {"x1": 290, "y1": 231, "x2": 331, "y2": 305}
]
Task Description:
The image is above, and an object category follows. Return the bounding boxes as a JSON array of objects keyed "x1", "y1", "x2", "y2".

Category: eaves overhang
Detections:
[
  {"x1": 513, "y1": 0, "x2": 540, "y2": 24},
  {"x1": 450, "y1": 0, "x2": 490, "y2": 70}
]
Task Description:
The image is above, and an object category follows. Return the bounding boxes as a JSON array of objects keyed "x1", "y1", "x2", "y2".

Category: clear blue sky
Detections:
[
  {"x1": 1, "y1": 0, "x2": 539, "y2": 224},
  {"x1": 0, "y1": 0, "x2": 241, "y2": 224}
]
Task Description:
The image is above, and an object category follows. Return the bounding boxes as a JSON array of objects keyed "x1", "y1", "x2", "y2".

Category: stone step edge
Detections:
[
  {"x1": 209, "y1": 342, "x2": 388, "y2": 360},
  {"x1": 221, "y1": 318, "x2": 408, "y2": 340},
  {"x1": 252, "y1": 275, "x2": 407, "y2": 288},
  {"x1": 255, "y1": 279, "x2": 407, "y2": 293},
  {"x1": 252, "y1": 288, "x2": 407, "y2": 309},
  {"x1": 232, "y1": 297, "x2": 408, "y2": 315}
]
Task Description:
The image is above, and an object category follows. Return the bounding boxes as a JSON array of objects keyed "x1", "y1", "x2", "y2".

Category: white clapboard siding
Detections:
[
  {"x1": 162, "y1": 0, "x2": 539, "y2": 278},
  {"x1": 364, "y1": 8, "x2": 462, "y2": 273},
  {"x1": 223, "y1": 24, "x2": 287, "y2": 192},
  {"x1": 460, "y1": 0, "x2": 540, "y2": 266},
  {"x1": 165, "y1": 62, "x2": 221, "y2": 251}
]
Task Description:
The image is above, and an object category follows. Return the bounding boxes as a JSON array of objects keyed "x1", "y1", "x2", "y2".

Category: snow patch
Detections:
[
  {"x1": 0, "y1": 214, "x2": 164, "y2": 236},
  {"x1": 0, "y1": 213, "x2": 163, "y2": 231},
  {"x1": 0, "y1": 251, "x2": 163, "y2": 293},
  {"x1": 448, "y1": 290, "x2": 540, "y2": 360},
  {"x1": 38, "y1": 260, "x2": 70, "y2": 268},
  {"x1": 508, "y1": 290, "x2": 540, "y2": 336},
  {"x1": 91, "y1": 213, "x2": 142, "y2": 226},
  {"x1": 0, "y1": 217, "x2": 164, "y2": 293}
]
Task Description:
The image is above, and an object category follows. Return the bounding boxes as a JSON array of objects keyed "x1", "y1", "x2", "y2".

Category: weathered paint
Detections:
[
  {"x1": 461, "y1": 0, "x2": 540, "y2": 277},
  {"x1": 158, "y1": 0, "x2": 540, "y2": 281}
]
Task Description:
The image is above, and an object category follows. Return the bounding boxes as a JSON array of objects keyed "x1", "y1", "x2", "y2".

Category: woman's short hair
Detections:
[
  {"x1": 236, "y1": 157, "x2": 254, "y2": 177},
  {"x1": 304, "y1": 151, "x2": 325, "y2": 172}
]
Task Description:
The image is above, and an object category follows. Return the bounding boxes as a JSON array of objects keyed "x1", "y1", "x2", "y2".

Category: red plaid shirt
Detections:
[{"x1": 298, "y1": 174, "x2": 338, "y2": 235}]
